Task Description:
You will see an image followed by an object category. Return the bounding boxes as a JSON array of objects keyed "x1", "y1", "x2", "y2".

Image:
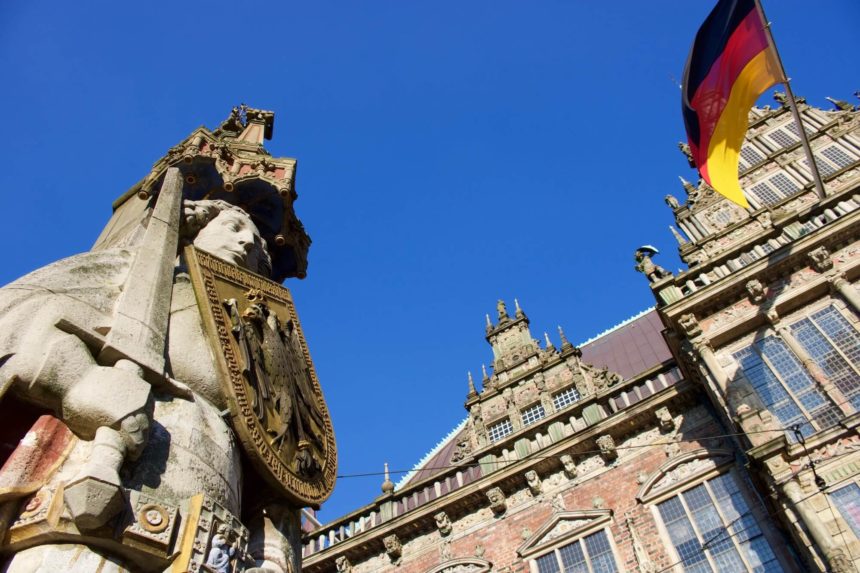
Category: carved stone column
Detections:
[
  {"x1": 678, "y1": 314, "x2": 729, "y2": 393},
  {"x1": 782, "y1": 479, "x2": 857, "y2": 573},
  {"x1": 809, "y1": 246, "x2": 860, "y2": 314},
  {"x1": 765, "y1": 310, "x2": 852, "y2": 415}
]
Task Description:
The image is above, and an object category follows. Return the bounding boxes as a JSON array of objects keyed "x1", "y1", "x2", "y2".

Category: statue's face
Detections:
[{"x1": 194, "y1": 210, "x2": 266, "y2": 272}]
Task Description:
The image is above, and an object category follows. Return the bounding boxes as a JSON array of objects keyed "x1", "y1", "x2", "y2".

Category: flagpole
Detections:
[{"x1": 754, "y1": 0, "x2": 826, "y2": 201}]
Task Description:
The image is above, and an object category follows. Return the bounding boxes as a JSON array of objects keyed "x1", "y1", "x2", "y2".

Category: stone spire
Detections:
[
  {"x1": 467, "y1": 372, "x2": 478, "y2": 398},
  {"x1": 544, "y1": 332, "x2": 555, "y2": 352},
  {"x1": 485, "y1": 313, "x2": 493, "y2": 334},
  {"x1": 558, "y1": 325, "x2": 573, "y2": 352},
  {"x1": 381, "y1": 462, "x2": 395, "y2": 494},
  {"x1": 670, "y1": 226, "x2": 688, "y2": 245},
  {"x1": 481, "y1": 364, "x2": 490, "y2": 383},
  {"x1": 514, "y1": 298, "x2": 526, "y2": 319},
  {"x1": 679, "y1": 176, "x2": 697, "y2": 195}
]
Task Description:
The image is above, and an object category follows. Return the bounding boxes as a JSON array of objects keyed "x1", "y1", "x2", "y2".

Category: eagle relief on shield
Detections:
[{"x1": 185, "y1": 245, "x2": 336, "y2": 507}]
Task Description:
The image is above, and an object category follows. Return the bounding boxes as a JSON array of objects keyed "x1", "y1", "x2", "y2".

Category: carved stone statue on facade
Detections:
[
  {"x1": 634, "y1": 246, "x2": 672, "y2": 283},
  {"x1": 435, "y1": 511, "x2": 453, "y2": 536},
  {"x1": 383, "y1": 533, "x2": 402, "y2": 564},
  {"x1": 664, "y1": 194, "x2": 681, "y2": 210},
  {"x1": 0, "y1": 109, "x2": 331, "y2": 573},
  {"x1": 677, "y1": 141, "x2": 696, "y2": 168},
  {"x1": 525, "y1": 470, "x2": 542, "y2": 496},
  {"x1": 486, "y1": 487, "x2": 507, "y2": 516},
  {"x1": 560, "y1": 454, "x2": 577, "y2": 479}
]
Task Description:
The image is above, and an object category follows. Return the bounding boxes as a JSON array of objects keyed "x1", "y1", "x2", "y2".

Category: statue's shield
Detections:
[{"x1": 185, "y1": 246, "x2": 336, "y2": 507}]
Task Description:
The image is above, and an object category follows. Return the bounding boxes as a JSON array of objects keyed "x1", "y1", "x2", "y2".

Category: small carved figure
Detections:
[
  {"x1": 664, "y1": 194, "x2": 681, "y2": 210},
  {"x1": 808, "y1": 246, "x2": 834, "y2": 273},
  {"x1": 496, "y1": 299, "x2": 509, "y2": 321},
  {"x1": 634, "y1": 246, "x2": 672, "y2": 283},
  {"x1": 655, "y1": 407, "x2": 675, "y2": 432},
  {"x1": 745, "y1": 279, "x2": 766, "y2": 304},
  {"x1": 592, "y1": 496, "x2": 606, "y2": 509},
  {"x1": 435, "y1": 511, "x2": 453, "y2": 536},
  {"x1": 470, "y1": 404, "x2": 488, "y2": 448},
  {"x1": 335, "y1": 556, "x2": 352, "y2": 572},
  {"x1": 678, "y1": 313, "x2": 702, "y2": 338},
  {"x1": 596, "y1": 435, "x2": 617, "y2": 462},
  {"x1": 525, "y1": 470, "x2": 542, "y2": 496},
  {"x1": 486, "y1": 487, "x2": 507, "y2": 516},
  {"x1": 560, "y1": 454, "x2": 577, "y2": 479},
  {"x1": 383, "y1": 534, "x2": 402, "y2": 564},
  {"x1": 206, "y1": 525, "x2": 237, "y2": 573},
  {"x1": 773, "y1": 91, "x2": 788, "y2": 105}
]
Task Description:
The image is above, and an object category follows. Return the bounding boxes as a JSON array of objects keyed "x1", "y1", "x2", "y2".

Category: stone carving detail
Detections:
[
  {"x1": 652, "y1": 457, "x2": 713, "y2": 493},
  {"x1": 665, "y1": 194, "x2": 681, "y2": 210},
  {"x1": 450, "y1": 438, "x2": 472, "y2": 464},
  {"x1": 678, "y1": 313, "x2": 702, "y2": 338},
  {"x1": 383, "y1": 533, "x2": 402, "y2": 564},
  {"x1": 435, "y1": 511, "x2": 453, "y2": 536},
  {"x1": 596, "y1": 435, "x2": 617, "y2": 462},
  {"x1": 551, "y1": 493, "x2": 566, "y2": 513},
  {"x1": 626, "y1": 514, "x2": 658, "y2": 572},
  {"x1": 335, "y1": 556, "x2": 352, "y2": 572},
  {"x1": 205, "y1": 524, "x2": 237, "y2": 573},
  {"x1": 592, "y1": 496, "x2": 605, "y2": 509},
  {"x1": 486, "y1": 487, "x2": 507, "y2": 516},
  {"x1": 525, "y1": 470, "x2": 542, "y2": 496},
  {"x1": 470, "y1": 404, "x2": 488, "y2": 449},
  {"x1": 635, "y1": 246, "x2": 672, "y2": 283},
  {"x1": 809, "y1": 246, "x2": 834, "y2": 273},
  {"x1": 745, "y1": 279, "x2": 766, "y2": 303},
  {"x1": 560, "y1": 454, "x2": 577, "y2": 479},
  {"x1": 542, "y1": 519, "x2": 590, "y2": 543},
  {"x1": 655, "y1": 407, "x2": 674, "y2": 432}
]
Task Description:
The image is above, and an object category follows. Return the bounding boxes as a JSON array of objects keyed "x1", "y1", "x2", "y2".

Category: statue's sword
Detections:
[{"x1": 56, "y1": 166, "x2": 192, "y2": 398}]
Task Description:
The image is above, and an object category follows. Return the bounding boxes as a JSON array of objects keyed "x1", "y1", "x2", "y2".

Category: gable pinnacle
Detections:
[
  {"x1": 669, "y1": 226, "x2": 688, "y2": 245},
  {"x1": 381, "y1": 462, "x2": 395, "y2": 494},
  {"x1": 558, "y1": 325, "x2": 572, "y2": 351},
  {"x1": 514, "y1": 298, "x2": 526, "y2": 319},
  {"x1": 467, "y1": 371, "x2": 478, "y2": 398},
  {"x1": 678, "y1": 176, "x2": 697, "y2": 195},
  {"x1": 481, "y1": 364, "x2": 489, "y2": 381}
]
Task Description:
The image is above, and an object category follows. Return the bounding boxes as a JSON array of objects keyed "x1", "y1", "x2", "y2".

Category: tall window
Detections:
[
  {"x1": 657, "y1": 472, "x2": 784, "y2": 572},
  {"x1": 534, "y1": 529, "x2": 619, "y2": 573},
  {"x1": 790, "y1": 306, "x2": 860, "y2": 411},
  {"x1": 739, "y1": 144, "x2": 766, "y2": 172},
  {"x1": 765, "y1": 126, "x2": 799, "y2": 150},
  {"x1": 733, "y1": 336, "x2": 842, "y2": 439},
  {"x1": 831, "y1": 483, "x2": 860, "y2": 539}
]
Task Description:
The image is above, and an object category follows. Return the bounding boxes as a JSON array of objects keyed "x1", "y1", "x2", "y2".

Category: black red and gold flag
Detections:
[{"x1": 682, "y1": 0, "x2": 784, "y2": 207}]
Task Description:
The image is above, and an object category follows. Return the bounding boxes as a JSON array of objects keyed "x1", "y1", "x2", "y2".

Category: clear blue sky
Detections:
[{"x1": 1, "y1": 1, "x2": 857, "y2": 523}]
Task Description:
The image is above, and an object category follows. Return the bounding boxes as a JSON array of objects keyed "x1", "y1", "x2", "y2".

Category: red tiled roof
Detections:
[{"x1": 580, "y1": 309, "x2": 672, "y2": 380}]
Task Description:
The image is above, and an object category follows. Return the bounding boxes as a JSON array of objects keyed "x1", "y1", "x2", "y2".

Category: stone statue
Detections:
[
  {"x1": 677, "y1": 141, "x2": 696, "y2": 168},
  {"x1": 664, "y1": 194, "x2": 681, "y2": 210},
  {"x1": 206, "y1": 524, "x2": 238, "y2": 573},
  {"x1": 0, "y1": 109, "x2": 330, "y2": 573},
  {"x1": 634, "y1": 246, "x2": 672, "y2": 283}
]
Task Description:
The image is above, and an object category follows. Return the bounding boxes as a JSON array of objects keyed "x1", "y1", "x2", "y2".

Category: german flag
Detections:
[{"x1": 682, "y1": 0, "x2": 784, "y2": 207}]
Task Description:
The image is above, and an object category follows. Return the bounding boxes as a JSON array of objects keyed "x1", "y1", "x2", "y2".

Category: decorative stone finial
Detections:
[
  {"x1": 381, "y1": 462, "x2": 395, "y2": 494},
  {"x1": 481, "y1": 364, "x2": 489, "y2": 381},
  {"x1": 543, "y1": 332, "x2": 555, "y2": 351},
  {"x1": 514, "y1": 298, "x2": 525, "y2": 318},
  {"x1": 558, "y1": 326, "x2": 572, "y2": 351},
  {"x1": 678, "y1": 176, "x2": 697, "y2": 195},
  {"x1": 669, "y1": 226, "x2": 687, "y2": 245},
  {"x1": 467, "y1": 371, "x2": 477, "y2": 398},
  {"x1": 826, "y1": 96, "x2": 854, "y2": 111},
  {"x1": 497, "y1": 300, "x2": 509, "y2": 321}
]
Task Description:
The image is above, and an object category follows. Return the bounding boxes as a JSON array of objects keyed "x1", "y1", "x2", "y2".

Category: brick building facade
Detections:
[{"x1": 301, "y1": 94, "x2": 860, "y2": 573}]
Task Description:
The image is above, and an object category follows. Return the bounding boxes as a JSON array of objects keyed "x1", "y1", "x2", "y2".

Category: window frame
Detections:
[
  {"x1": 722, "y1": 300, "x2": 859, "y2": 438},
  {"x1": 649, "y1": 466, "x2": 791, "y2": 573},
  {"x1": 487, "y1": 418, "x2": 514, "y2": 443},
  {"x1": 553, "y1": 386, "x2": 581, "y2": 411},
  {"x1": 520, "y1": 512, "x2": 623, "y2": 573},
  {"x1": 521, "y1": 402, "x2": 547, "y2": 427}
]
